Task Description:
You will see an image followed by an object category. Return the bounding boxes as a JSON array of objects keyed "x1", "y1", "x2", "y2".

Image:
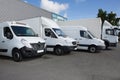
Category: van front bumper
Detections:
[
  {"x1": 109, "y1": 43, "x2": 117, "y2": 47},
  {"x1": 20, "y1": 47, "x2": 45, "y2": 57},
  {"x1": 62, "y1": 46, "x2": 77, "y2": 52},
  {"x1": 97, "y1": 46, "x2": 105, "y2": 50}
]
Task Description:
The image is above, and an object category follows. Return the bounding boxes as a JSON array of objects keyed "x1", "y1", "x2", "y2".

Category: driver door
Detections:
[
  {"x1": 44, "y1": 28, "x2": 58, "y2": 51},
  {"x1": 78, "y1": 30, "x2": 92, "y2": 50}
]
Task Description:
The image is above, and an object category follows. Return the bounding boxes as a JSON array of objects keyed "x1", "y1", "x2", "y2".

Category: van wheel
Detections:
[
  {"x1": 105, "y1": 42, "x2": 109, "y2": 49},
  {"x1": 12, "y1": 49, "x2": 22, "y2": 62},
  {"x1": 89, "y1": 46, "x2": 96, "y2": 53},
  {"x1": 54, "y1": 47, "x2": 64, "y2": 55}
]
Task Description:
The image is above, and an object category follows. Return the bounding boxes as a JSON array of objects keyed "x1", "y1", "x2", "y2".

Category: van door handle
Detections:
[
  {"x1": 2, "y1": 41, "x2": 5, "y2": 43},
  {"x1": 79, "y1": 38, "x2": 82, "y2": 40}
]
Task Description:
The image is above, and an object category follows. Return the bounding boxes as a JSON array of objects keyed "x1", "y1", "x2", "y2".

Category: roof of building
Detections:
[{"x1": 0, "y1": 0, "x2": 52, "y2": 22}]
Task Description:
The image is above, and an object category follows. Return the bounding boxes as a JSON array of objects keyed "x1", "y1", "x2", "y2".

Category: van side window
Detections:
[
  {"x1": 4, "y1": 27, "x2": 13, "y2": 38},
  {"x1": 106, "y1": 29, "x2": 114, "y2": 35},
  {"x1": 80, "y1": 30, "x2": 92, "y2": 39},
  {"x1": 45, "y1": 28, "x2": 57, "y2": 38}
]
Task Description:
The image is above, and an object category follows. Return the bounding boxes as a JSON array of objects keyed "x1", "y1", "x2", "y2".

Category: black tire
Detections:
[
  {"x1": 54, "y1": 46, "x2": 64, "y2": 55},
  {"x1": 105, "y1": 42, "x2": 109, "y2": 49},
  {"x1": 105, "y1": 44, "x2": 109, "y2": 49},
  {"x1": 12, "y1": 49, "x2": 22, "y2": 62},
  {"x1": 89, "y1": 46, "x2": 97, "y2": 53}
]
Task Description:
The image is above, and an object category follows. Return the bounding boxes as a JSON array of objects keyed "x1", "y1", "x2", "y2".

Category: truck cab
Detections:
[
  {"x1": 0, "y1": 21, "x2": 46, "y2": 62},
  {"x1": 114, "y1": 26, "x2": 120, "y2": 41},
  {"x1": 102, "y1": 21, "x2": 118, "y2": 49}
]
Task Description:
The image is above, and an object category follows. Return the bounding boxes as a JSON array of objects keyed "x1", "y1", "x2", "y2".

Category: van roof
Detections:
[{"x1": 0, "y1": 21, "x2": 29, "y2": 27}]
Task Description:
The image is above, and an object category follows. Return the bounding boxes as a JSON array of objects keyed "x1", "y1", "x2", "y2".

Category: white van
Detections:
[
  {"x1": 20, "y1": 17, "x2": 77, "y2": 55},
  {"x1": 0, "y1": 21, "x2": 46, "y2": 62},
  {"x1": 61, "y1": 26, "x2": 105, "y2": 53}
]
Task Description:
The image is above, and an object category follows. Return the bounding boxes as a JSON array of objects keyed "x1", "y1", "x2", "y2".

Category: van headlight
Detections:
[{"x1": 21, "y1": 39, "x2": 32, "y2": 48}]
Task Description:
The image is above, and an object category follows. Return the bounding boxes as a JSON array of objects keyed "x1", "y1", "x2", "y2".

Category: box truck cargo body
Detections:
[
  {"x1": 20, "y1": 17, "x2": 77, "y2": 55},
  {"x1": 61, "y1": 26, "x2": 105, "y2": 53},
  {"x1": 0, "y1": 21, "x2": 46, "y2": 62},
  {"x1": 57, "y1": 18, "x2": 118, "y2": 49}
]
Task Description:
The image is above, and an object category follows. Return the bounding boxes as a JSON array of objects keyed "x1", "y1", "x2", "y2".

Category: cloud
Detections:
[
  {"x1": 40, "y1": 0, "x2": 69, "y2": 14},
  {"x1": 23, "y1": 0, "x2": 28, "y2": 3}
]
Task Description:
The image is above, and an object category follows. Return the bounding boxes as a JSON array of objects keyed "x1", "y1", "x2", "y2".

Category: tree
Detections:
[
  {"x1": 107, "y1": 11, "x2": 116, "y2": 25},
  {"x1": 97, "y1": 9, "x2": 107, "y2": 26},
  {"x1": 97, "y1": 9, "x2": 120, "y2": 26},
  {"x1": 115, "y1": 18, "x2": 120, "y2": 26}
]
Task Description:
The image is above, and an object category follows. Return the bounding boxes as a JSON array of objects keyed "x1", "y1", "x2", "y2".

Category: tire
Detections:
[
  {"x1": 89, "y1": 46, "x2": 96, "y2": 53},
  {"x1": 105, "y1": 42, "x2": 109, "y2": 49},
  {"x1": 12, "y1": 49, "x2": 22, "y2": 62},
  {"x1": 54, "y1": 47, "x2": 64, "y2": 55},
  {"x1": 105, "y1": 44, "x2": 109, "y2": 49}
]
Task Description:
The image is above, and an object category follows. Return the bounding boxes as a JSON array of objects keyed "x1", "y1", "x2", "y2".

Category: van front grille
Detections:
[{"x1": 30, "y1": 42, "x2": 45, "y2": 50}]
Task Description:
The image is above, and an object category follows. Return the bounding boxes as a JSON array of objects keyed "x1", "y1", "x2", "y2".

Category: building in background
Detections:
[
  {"x1": 52, "y1": 13, "x2": 67, "y2": 21},
  {"x1": 0, "y1": 0, "x2": 66, "y2": 22}
]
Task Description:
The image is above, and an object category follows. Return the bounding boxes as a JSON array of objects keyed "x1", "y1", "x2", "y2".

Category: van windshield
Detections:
[
  {"x1": 11, "y1": 26, "x2": 37, "y2": 37},
  {"x1": 88, "y1": 31, "x2": 96, "y2": 38},
  {"x1": 106, "y1": 29, "x2": 115, "y2": 35},
  {"x1": 53, "y1": 28, "x2": 67, "y2": 37}
]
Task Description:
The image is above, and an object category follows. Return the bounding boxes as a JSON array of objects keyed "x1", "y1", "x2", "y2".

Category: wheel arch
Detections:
[
  {"x1": 12, "y1": 47, "x2": 23, "y2": 56},
  {"x1": 88, "y1": 44, "x2": 96, "y2": 49},
  {"x1": 54, "y1": 44, "x2": 62, "y2": 50},
  {"x1": 12, "y1": 47, "x2": 19, "y2": 53}
]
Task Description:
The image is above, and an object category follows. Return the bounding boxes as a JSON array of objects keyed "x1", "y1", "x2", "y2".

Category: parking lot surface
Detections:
[{"x1": 0, "y1": 43, "x2": 120, "y2": 80}]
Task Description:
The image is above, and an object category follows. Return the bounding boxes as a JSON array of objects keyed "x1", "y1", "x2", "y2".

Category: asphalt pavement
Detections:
[{"x1": 0, "y1": 43, "x2": 120, "y2": 80}]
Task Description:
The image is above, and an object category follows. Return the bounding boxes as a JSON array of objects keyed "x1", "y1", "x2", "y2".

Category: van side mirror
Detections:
[{"x1": 6, "y1": 32, "x2": 13, "y2": 39}]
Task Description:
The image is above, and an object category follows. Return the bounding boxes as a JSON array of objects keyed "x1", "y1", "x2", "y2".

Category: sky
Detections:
[{"x1": 23, "y1": 0, "x2": 120, "y2": 20}]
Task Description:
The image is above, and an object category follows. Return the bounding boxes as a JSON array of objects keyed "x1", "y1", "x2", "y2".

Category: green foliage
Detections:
[{"x1": 97, "y1": 9, "x2": 120, "y2": 26}]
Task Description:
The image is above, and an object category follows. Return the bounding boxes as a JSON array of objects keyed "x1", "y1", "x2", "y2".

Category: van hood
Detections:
[
  {"x1": 60, "y1": 36, "x2": 76, "y2": 42},
  {"x1": 93, "y1": 38, "x2": 105, "y2": 46},
  {"x1": 20, "y1": 37, "x2": 45, "y2": 43}
]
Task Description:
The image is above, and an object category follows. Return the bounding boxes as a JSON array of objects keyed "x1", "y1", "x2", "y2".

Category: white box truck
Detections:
[
  {"x1": 20, "y1": 17, "x2": 77, "y2": 55},
  {"x1": 57, "y1": 18, "x2": 118, "y2": 49},
  {"x1": 61, "y1": 26, "x2": 105, "y2": 53},
  {"x1": 0, "y1": 21, "x2": 46, "y2": 62}
]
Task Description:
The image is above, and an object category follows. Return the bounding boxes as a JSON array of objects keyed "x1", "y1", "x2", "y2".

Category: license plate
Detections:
[{"x1": 37, "y1": 50, "x2": 44, "y2": 53}]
